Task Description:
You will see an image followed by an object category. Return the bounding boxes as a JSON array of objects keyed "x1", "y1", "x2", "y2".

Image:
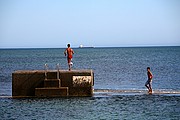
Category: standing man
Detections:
[
  {"x1": 145, "y1": 67, "x2": 153, "y2": 94},
  {"x1": 64, "y1": 44, "x2": 74, "y2": 71}
]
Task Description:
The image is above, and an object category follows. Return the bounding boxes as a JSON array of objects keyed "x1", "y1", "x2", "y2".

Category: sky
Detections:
[{"x1": 0, "y1": 0, "x2": 180, "y2": 48}]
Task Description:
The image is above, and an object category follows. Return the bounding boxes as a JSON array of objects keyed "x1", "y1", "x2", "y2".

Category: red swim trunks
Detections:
[{"x1": 68, "y1": 55, "x2": 72, "y2": 59}]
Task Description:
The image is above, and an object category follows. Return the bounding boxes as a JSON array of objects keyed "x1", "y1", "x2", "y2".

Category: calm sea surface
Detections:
[{"x1": 0, "y1": 47, "x2": 180, "y2": 119}]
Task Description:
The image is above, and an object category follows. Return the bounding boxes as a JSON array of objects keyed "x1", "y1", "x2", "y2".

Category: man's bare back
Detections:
[{"x1": 66, "y1": 47, "x2": 74, "y2": 59}]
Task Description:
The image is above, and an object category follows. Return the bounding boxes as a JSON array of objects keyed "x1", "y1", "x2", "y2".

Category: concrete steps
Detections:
[
  {"x1": 35, "y1": 87, "x2": 68, "y2": 97},
  {"x1": 35, "y1": 77, "x2": 68, "y2": 97},
  {"x1": 44, "y1": 79, "x2": 61, "y2": 88}
]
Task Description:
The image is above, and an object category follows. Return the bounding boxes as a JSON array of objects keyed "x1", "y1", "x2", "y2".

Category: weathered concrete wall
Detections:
[
  {"x1": 12, "y1": 71, "x2": 45, "y2": 97},
  {"x1": 12, "y1": 70, "x2": 94, "y2": 97}
]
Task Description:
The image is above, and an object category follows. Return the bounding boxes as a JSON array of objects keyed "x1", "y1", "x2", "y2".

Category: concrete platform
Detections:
[{"x1": 12, "y1": 70, "x2": 94, "y2": 97}]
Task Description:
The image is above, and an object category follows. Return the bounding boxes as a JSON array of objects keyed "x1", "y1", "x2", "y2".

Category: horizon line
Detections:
[{"x1": 0, "y1": 45, "x2": 179, "y2": 49}]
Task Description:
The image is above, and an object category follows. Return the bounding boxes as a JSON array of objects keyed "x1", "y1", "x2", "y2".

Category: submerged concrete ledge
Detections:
[
  {"x1": 94, "y1": 89, "x2": 180, "y2": 96},
  {"x1": 12, "y1": 70, "x2": 94, "y2": 97}
]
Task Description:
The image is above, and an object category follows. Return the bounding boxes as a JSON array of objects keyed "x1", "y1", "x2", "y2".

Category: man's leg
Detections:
[
  {"x1": 149, "y1": 81, "x2": 152, "y2": 93},
  {"x1": 145, "y1": 81, "x2": 150, "y2": 90},
  {"x1": 68, "y1": 58, "x2": 71, "y2": 71}
]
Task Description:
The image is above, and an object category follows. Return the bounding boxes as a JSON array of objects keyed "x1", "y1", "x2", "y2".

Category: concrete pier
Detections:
[{"x1": 12, "y1": 70, "x2": 94, "y2": 97}]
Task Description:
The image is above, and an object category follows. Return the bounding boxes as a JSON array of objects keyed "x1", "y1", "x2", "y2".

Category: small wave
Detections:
[{"x1": 94, "y1": 89, "x2": 180, "y2": 95}]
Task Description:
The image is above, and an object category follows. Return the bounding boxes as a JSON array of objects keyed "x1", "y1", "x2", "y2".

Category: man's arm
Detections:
[
  {"x1": 72, "y1": 49, "x2": 74, "y2": 54},
  {"x1": 150, "y1": 71, "x2": 153, "y2": 79},
  {"x1": 64, "y1": 49, "x2": 67, "y2": 56}
]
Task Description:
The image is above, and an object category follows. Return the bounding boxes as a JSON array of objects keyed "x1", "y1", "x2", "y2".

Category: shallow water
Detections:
[{"x1": 0, "y1": 94, "x2": 180, "y2": 120}]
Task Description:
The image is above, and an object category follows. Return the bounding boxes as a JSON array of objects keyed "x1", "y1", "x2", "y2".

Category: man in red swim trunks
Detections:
[
  {"x1": 145, "y1": 67, "x2": 153, "y2": 94},
  {"x1": 64, "y1": 44, "x2": 74, "y2": 71}
]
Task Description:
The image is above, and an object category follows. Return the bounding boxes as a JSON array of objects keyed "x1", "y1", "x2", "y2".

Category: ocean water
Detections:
[{"x1": 0, "y1": 46, "x2": 180, "y2": 119}]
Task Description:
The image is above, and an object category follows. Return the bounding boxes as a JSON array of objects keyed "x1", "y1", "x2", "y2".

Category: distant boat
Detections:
[
  {"x1": 79, "y1": 45, "x2": 94, "y2": 48},
  {"x1": 79, "y1": 45, "x2": 83, "y2": 48}
]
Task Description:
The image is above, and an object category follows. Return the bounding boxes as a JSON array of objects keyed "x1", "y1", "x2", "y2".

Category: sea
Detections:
[{"x1": 0, "y1": 46, "x2": 180, "y2": 119}]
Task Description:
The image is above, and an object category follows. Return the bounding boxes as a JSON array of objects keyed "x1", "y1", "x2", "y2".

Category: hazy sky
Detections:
[{"x1": 0, "y1": 0, "x2": 180, "y2": 48}]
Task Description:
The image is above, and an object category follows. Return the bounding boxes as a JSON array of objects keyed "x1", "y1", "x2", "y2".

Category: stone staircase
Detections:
[
  {"x1": 35, "y1": 64, "x2": 68, "y2": 97},
  {"x1": 35, "y1": 79, "x2": 68, "y2": 97}
]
